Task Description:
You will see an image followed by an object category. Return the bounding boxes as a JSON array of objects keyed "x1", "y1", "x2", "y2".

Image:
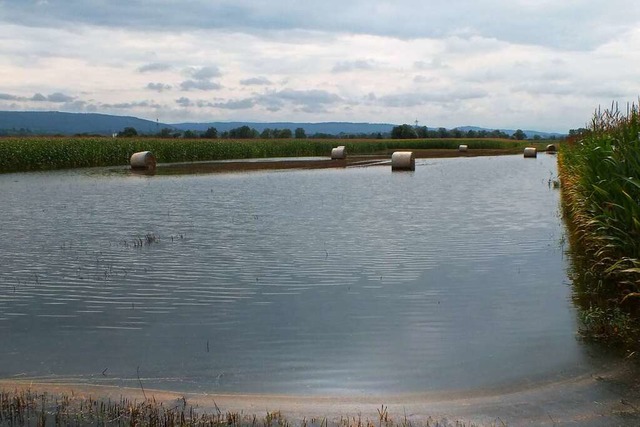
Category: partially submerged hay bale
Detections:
[
  {"x1": 130, "y1": 151, "x2": 157, "y2": 170},
  {"x1": 458, "y1": 144, "x2": 468, "y2": 152},
  {"x1": 546, "y1": 144, "x2": 557, "y2": 153},
  {"x1": 331, "y1": 146, "x2": 347, "y2": 160},
  {"x1": 523, "y1": 147, "x2": 537, "y2": 158},
  {"x1": 391, "y1": 151, "x2": 415, "y2": 171}
]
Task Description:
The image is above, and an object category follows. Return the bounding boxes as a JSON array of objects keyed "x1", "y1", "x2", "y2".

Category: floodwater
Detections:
[{"x1": 0, "y1": 155, "x2": 621, "y2": 397}]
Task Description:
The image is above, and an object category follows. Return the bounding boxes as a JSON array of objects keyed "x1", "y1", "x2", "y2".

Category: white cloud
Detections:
[
  {"x1": 213, "y1": 99, "x2": 255, "y2": 109},
  {"x1": 5, "y1": 0, "x2": 636, "y2": 50},
  {"x1": 332, "y1": 60, "x2": 377, "y2": 73},
  {"x1": 138, "y1": 63, "x2": 172, "y2": 73},
  {"x1": 186, "y1": 66, "x2": 222, "y2": 80},
  {"x1": 176, "y1": 97, "x2": 193, "y2": 107},
  {"x1": 0, "y1": 2, "x2": 639, "y2": 131},
  {"x1": 47, "y1": 92, "x2": 75, "y2": 103},
  {"x1": 0, "y1": 93, "x2": 24, "y2": 101},
  {"x1": 146, "y1": 82, "x2": 172, "y2": 92},
  {"x1": 240, "y1": 77, "x2": 272, "y2": 86},
  {"x1": 31, "y1": 93, "x2": 48, "y2": 101},
  {"x1": 180, "y1": 80, "x2": 222, "y2": 91}
]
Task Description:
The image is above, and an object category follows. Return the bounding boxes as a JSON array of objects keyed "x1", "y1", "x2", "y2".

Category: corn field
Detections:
[
  {"x1": 0, "y1": 136, "x2": 537, "y2": 174},
  {"x1": 559, "y1": 103, "x2": 640, "y2": 344}
]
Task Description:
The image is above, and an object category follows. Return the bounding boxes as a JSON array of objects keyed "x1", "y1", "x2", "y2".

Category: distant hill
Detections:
[
  {"x1": 0, "y1": 111, "x2": 566, "y2": 138},
  {"x1": 171, "y1": 121, "x2": 394, "y2": 135},
  {"x1": 0, "y1": 111, "x2": 171, "y2": 135}
]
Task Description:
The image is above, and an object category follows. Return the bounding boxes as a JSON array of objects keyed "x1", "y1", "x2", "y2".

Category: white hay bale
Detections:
[
  {"x1": 130, "y1": 151, "x2": 157, "y2": 170},
  {"x1": 331, "y1": 145, "x2": 347, "y2": 160},
  {"x1": 546, "y1": 144, "x2": 557, "y2": 153},
  {"x1": 391, "y1": 151, "x2": 415, "y2": 171},
  {"x1": 458, "y1": 144, "x2": 468, "y2": 152},
  {"x1": 523, "y1": 147, "x2": 537, "y2": 158}
]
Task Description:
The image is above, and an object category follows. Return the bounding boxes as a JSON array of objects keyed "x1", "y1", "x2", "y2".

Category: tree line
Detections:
[
  {"x1": 390, "y1": 124, "x2": 543, "y2": 140},
  {"x1": 0, "y1": 124, "x2": 561, "y2": 140},
  {"x1": 117, "y1": 125, "x2": 387, "y2": 139},
  {"x1": 112, "y1": 124, "x2": 559, "y2": 140}
]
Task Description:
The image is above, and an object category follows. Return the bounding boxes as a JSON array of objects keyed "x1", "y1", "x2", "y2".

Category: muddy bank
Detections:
[
  {"x1": 2, "y1": 361, "x2": 639, "y2": 426},
  {"x1": 135, "y1": 149, "x2": 527, "y2": 175}
]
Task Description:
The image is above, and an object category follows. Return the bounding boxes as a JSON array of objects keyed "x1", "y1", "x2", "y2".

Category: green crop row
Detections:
[
  {"x1": 0, "y1": 136, "x2": 533, "y2": 173},
  {"x1": 0, "y1": 137, "x2": 332, "y2": 173}
]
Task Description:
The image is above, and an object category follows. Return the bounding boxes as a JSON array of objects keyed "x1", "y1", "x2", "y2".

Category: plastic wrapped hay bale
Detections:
[
  {"x1": 391, "y1": 151, "x2": 415, "y2": 171},
  {"x1": 130, "y1": 151, "x2": 157, "y2": 170},
  {"x1": 331, "y1": 146, "x2": 347, "y2": 160},
  {"x1": 458, "y1": 144, "x2": 468, "y2": 152},
  {"x1": 523, "y1": 147, "x2": 537, "y2": 158}
]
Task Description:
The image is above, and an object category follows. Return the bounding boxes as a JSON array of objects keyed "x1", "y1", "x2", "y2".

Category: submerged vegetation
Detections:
[
  {"x1": 0, "y1": 136, "x2": 543, "y2": 174},
  {"x1": 559, "y1": 103, "x2": 640, "y2": 346}
]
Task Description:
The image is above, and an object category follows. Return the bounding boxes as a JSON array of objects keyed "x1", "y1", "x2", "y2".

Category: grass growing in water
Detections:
[
  {"x1": 0, "y1": 136, "x2": 541, "y2": 174},
  {"x1": 559, "y1": 103, "x2": 640, "y2": 346},
  {"x1": 0, "y1": 389, "x2": 488, "y2": 427}
]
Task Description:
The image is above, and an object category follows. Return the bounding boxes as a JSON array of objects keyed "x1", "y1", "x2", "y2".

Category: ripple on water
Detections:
[{"x1": 0, "y1": 156, "x2": 591, "y2": 395}]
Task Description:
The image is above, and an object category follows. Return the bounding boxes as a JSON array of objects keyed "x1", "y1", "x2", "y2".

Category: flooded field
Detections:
[{"x1": 0, "y1": 155, "x2": 622, "y2": 398}]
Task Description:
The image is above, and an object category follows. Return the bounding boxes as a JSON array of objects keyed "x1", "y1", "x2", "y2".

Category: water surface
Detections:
[{"x1": 0, "y1": 155, "x2": 602, "y2": 395}]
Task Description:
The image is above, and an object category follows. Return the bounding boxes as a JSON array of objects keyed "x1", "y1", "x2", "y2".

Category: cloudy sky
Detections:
[{"x1": 1, "y1": 1, "x2": 639, "y2": 132}]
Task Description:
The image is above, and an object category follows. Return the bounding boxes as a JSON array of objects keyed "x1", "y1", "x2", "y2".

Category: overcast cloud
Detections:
[{"x1": 1, "y1": 0, "x2": 639, "y2": 131}]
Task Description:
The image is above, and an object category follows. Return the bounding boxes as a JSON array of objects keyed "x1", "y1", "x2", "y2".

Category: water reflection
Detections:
[{"x1": 0, "y1": 155, "x2": 599, "y2": 395}]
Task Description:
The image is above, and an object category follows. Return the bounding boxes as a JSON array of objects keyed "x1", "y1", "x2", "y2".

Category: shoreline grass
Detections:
[
  {"x1": 558, "y1": 103, "x2": 640, "y2": 346},
  {"x1": 0, "y1": 136, "x2": 548, "y2": 174},
  {"x1": 0, "y1": 388, "x2": 486, "y2": 427}
]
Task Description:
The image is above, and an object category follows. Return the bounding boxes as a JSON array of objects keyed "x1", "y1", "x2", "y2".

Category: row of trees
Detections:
[
  {"x1": 116, "y1": 125, "x2": 554, "y2": 140},
  {"x1": 119, "y1": 126, "x2": 383, "y2": 139},
  {"x1": 128, "y1": 126, "x2": 309, "y2": 139},
  {"x1": 390, "y1": 124, "x2": 538, "y2": 140}
]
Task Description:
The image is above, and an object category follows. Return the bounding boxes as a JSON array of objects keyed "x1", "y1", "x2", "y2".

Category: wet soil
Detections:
[
  {"x1": 137, "y1": 149, "x2": 526, "y2": 176},
  {"x1": 2, "y1": 361, "x2": 639, "y2": 426}
]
